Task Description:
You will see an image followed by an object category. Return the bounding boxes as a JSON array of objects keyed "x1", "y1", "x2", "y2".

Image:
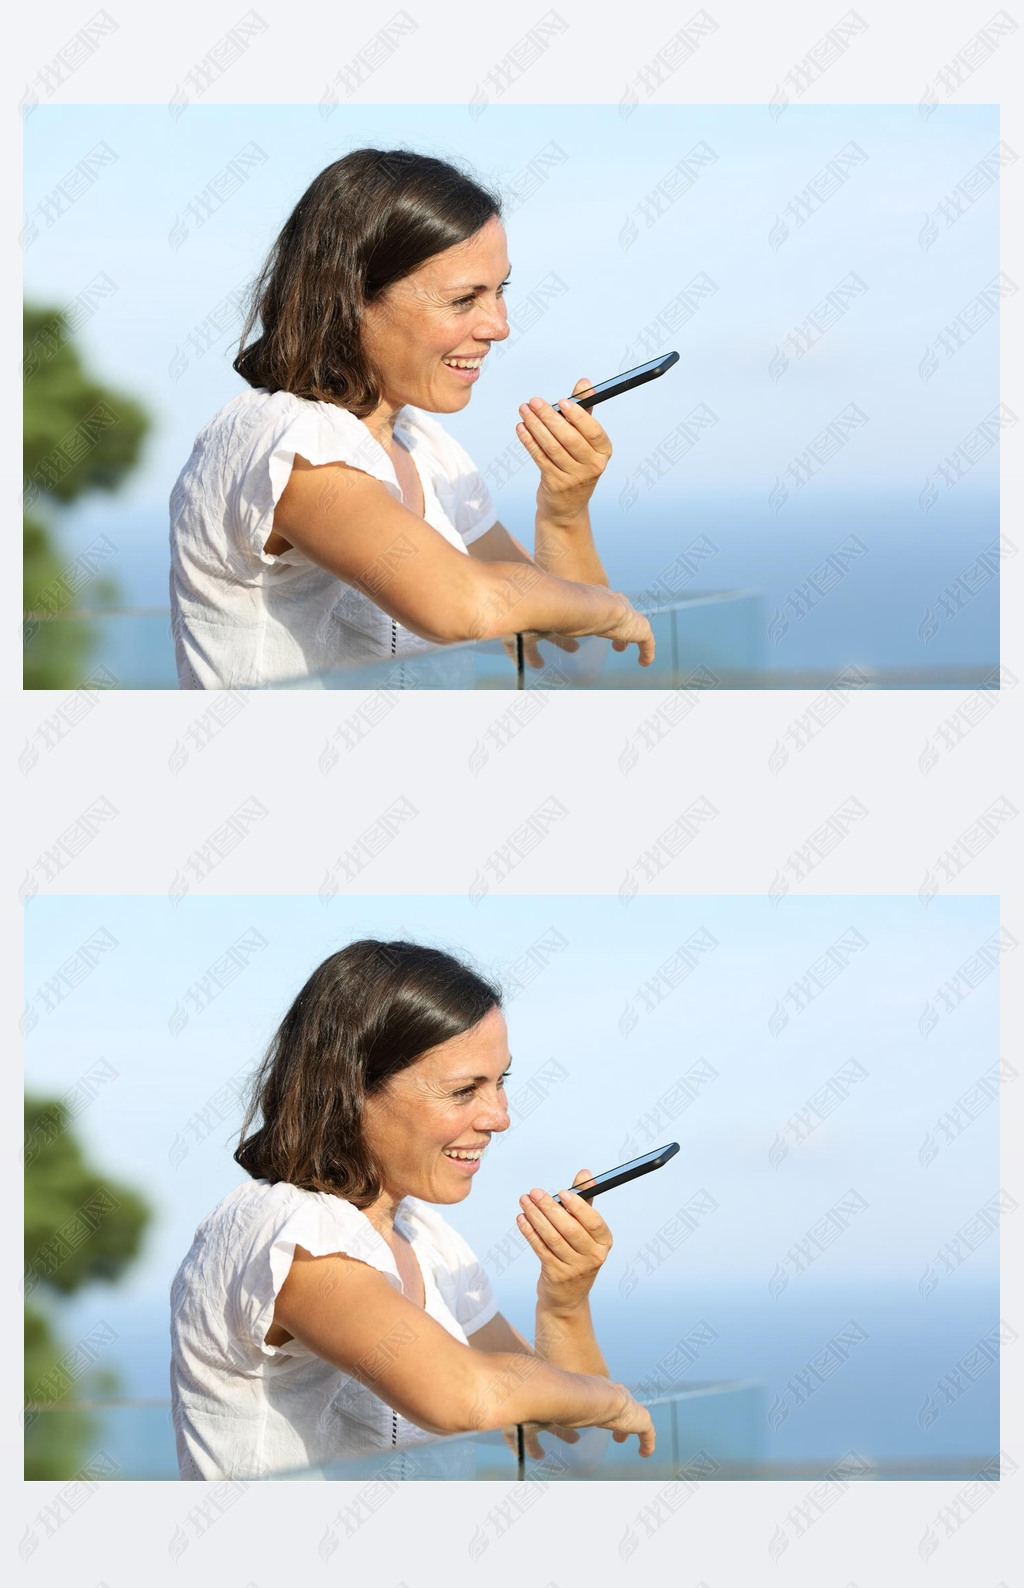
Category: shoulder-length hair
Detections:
[
  {"x1": 234, "y1": 939, "x2": 502, "y2": 1206},
  {"x1": 232, "y1": 148, "x2": 503, "y2": 417}
]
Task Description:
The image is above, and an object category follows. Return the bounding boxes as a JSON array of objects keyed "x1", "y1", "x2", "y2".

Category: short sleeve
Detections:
[
  {"x1": 407, "y1": 415, "x2": 498, "y2": 547},
  {"x1": 234, "y1": 396, "x2": 402, "y2": 569},
  {"x1": 231, "y1": 1189, "x2": 399, "y2": 1360}
]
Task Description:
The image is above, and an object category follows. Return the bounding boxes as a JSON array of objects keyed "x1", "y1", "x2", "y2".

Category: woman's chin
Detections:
[{"x1": 420, "y1": 380, "x2": 475, "y2": 413}]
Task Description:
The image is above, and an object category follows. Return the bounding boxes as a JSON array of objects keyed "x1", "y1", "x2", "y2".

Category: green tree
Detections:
[
  {"x1": 23, "y1": 304, "x2": 151, "y2": 688},
  {"x1": 24, "y1": 1096, "x2": 152, "y2": 1480}
]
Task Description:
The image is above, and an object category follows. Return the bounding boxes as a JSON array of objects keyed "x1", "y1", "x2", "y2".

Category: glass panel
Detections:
[
  {"x1": 22, "y1": 598, "x2": 999, "y2": 689},
  {"x1": 269, "y1": 1427, "x2": 519, "y2": 1482},
  {"x1": 277, "y1": 639, "x2": 518, "y2": 692},
  {"x1": 520, "y1": 1382, "x2": 767, "y2": 1480},
  {"x1": 25, "y1": 1392, "x2": 997, "y2": 1479},
  {"x1": 521, "y1": 593, "x2": 763, "y2": 689}
]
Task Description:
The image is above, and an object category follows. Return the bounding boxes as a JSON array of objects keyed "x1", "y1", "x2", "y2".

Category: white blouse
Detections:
[
  {"x1": 168, "y1": 388, "x2": 498, "y2": 689},
  {"x1": 169, "y1": 1178, "x2": 499, "y2": 1480}
]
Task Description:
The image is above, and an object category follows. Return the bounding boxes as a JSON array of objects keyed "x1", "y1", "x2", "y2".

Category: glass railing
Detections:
[
  {"x1": 273, "y1": 590, "x2": 765, "y2": 691},
  {"x1": 23, "y1": 598, "x2": 1001, "y2": 691},
  {"x1": 265, "y1": 1380, "x2": 766, "y2": 1481},
  {"x1": 24, "y1": 1384, "x2": 998, "y2": 1481}
]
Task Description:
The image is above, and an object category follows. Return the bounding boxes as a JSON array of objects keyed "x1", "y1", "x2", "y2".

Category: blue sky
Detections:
[
  {"x1": 24, "y1": 103, "x2": 1001, "y2": 612},
  {"x1": 25, "y1": 893, "x2": 1001, "y2": 1306}
]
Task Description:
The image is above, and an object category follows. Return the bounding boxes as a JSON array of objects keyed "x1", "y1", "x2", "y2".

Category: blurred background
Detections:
[
  {"x1": 24, "y1": 893, "x2": 1002, "y2": 1478},
  {"x1": 23, "y1": 103, "x2": 1001, "y2": 688}
]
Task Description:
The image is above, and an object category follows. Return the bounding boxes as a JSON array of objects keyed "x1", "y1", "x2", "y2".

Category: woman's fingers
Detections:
[
  {"x1": 516, "y1": 410, "x2": 573, "y2": 473},
  {"x1": 502, "y1": 632, "x2": 582, "y2": 671},
  {"x1": 518, "y1": 1187, "x2": 595, "y2": 1257},
  {"x1": 502, "y1": 1423, "x2": 546, "y2": 1460},
  {"x1": 518, "y1": 392, "x2": 610, "y2": 471},
  {"x1": 518, "y1": 398, "x2": 592, "y2": 467}
]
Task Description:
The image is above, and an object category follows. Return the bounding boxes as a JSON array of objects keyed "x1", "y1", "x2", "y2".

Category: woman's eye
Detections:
[
  {"x1": 454, "y1": 1072, "x2": 509, "y2": 1099},
  {"x1": 453, "y1": 283, "x2": 509, "y2": 309}
]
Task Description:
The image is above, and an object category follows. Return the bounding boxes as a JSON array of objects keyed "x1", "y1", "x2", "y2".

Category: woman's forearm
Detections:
[
  {"x1": 464, "y1": 1348, "x2": 624, "y2": 1434},
  {"x1": 533, "y1": 507, "x2": 610, "y2": 587},
  {"x1": 462, "y1": 558, "x2": 627, "y2": 644},
  {"x1": 534, "y1": 1300, "x2": 610, "y2": 1377}
]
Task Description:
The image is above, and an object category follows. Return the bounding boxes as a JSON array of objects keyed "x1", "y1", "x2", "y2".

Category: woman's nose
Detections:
[
  {"x1": 476, "y1": 297, "x2": 510, "y2": 342},
  {"x1": 478, "y1": 1088, "x2": 511, "y2": 1132}
]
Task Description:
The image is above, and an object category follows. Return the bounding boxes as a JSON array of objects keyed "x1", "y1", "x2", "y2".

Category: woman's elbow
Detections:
[
  {"x1": 376, "y1": 1357, "x2": 493, "y2": 1437},
  {"x1": 384, "y1": 601, "x2": 480, "y2": 647},
  {"x1": 413, "y1": 1363, "x2": 503, "y2": 1436}
]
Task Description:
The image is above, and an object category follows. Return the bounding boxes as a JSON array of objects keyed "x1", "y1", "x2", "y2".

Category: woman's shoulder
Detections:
[
  {"x1": 193, "y1": 387, "x2": 367, "y2": 452},
  {"x1": 193, "y1": 1177, "x2": 361, "y2": 1246},
  {"x1": 192, "y1": 1176, "x2": 309, "y2": 1235}
]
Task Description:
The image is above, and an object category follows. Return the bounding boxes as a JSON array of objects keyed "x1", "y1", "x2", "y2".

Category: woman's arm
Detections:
[
  {"x1": 468, "y1": 517, "x2": 609, "y2": 589},
  {"x1": 272, "y1": 456, "x2": 653, "y2": 661},
  {"x1": 469, "y1": 1307, "x2": 609, "y2": 1377},
  {"x1": 270, "y1": 1245, "x2": 653, "y2": 1451}
]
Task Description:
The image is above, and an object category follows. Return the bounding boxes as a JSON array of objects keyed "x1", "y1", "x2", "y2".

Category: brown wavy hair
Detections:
[
  {"x1": 232, "y1": 148, "x2": 503, "y2": 417},
  {"x1": 234, "y1": 939, "x2": 502, "y2": 1206}
]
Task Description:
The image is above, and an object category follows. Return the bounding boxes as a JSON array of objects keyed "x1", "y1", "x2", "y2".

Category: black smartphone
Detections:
[
  {"x1": 551, "y1": 1142, "x2": 680, "y2": 1205},
  {"x1": 551, "y1": 352, "x2": 679, "y2": 414}
]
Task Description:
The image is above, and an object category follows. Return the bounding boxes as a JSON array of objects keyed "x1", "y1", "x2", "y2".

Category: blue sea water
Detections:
[
  {"x1": 52, "y1": 1281, "x2": 998, "y2": 1479},
  {"x1": 48, "y1": 493, "x2": 999, "y2": 687}
]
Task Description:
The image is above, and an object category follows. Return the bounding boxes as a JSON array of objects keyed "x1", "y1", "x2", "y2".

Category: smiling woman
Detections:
[
  {"x1": 168, "y1": 939, "x2": 654, "y2": 1479},
  {"x1": 167, "y1": 148, "x2": 654, "y2": 687}
]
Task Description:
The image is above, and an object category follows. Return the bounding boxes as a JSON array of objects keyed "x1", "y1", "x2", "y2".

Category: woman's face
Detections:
[
  {"x1": 361, "y1": 1004, "x2": 512, "y2": 1205},
  {"x1": 360, "y1": 214, "x2": 511, "y2": 416}
]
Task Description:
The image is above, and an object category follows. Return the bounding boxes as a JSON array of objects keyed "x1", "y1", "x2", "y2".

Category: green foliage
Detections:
[
  {"x1": 24, "y1": 1303, "x2": 98, "y2": 1481},
  {"x1": 24, "y1": 1095, "x2": 153, "y2": 1479},
  {"x1": 23, "y1": 303, "x2": 151, "y2": 688},
  {"x1": 24, "y1": 1096, "x2": 151, "y2": 1296}
]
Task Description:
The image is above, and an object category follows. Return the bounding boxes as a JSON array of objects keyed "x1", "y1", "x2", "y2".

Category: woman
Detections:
[
  {"x1": 168, "y1": 148, "x2": 655, "y2": 688},
  {"x1": 169, "y1": 939, "x2": 654, "y2": 1480}
]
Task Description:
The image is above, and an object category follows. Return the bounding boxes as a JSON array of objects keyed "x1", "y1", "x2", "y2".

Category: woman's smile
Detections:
[
  {"x1": 442, "y1": 1150, "x2": 483, "y2": 1172},
  {"x1": 440, "y1": 355, "x2": 486, "y2": 384}
]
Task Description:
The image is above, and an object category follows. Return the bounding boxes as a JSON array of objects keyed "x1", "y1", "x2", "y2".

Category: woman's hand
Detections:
[
  {"x1": 506, "y1": 1394, "x2": 655, "y2": 1461},
  {"x1": 502, "y1": 599, "x2": 655, "y2": 669},
  {"x1": 517, "y1": 1169, "x2": 613, "y2": 1314},
  {"x1": 499, "y1": 631, "x2": 580, "y2": 669},
  {"x1": 500, "y1": 1421, "x2": 581, "y2": 1460},
  {"x1": 516, "y1": 379, "x2": 613, "y2": 522}
]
